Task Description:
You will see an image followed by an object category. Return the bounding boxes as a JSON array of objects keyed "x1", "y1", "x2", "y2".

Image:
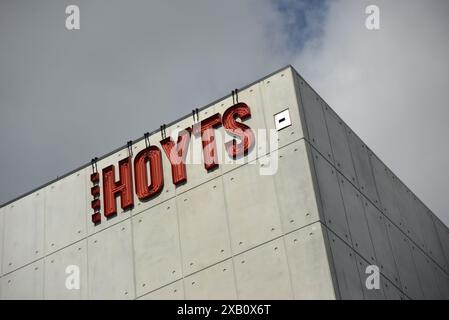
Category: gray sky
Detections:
[{"x1": 1, "y1": 0, "x2": 448, "y2": 226}]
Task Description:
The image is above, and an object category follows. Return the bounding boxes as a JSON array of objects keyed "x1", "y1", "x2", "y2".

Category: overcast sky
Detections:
[{"x1": 0, "y1": 0, "x2": 448, "y2": 225}]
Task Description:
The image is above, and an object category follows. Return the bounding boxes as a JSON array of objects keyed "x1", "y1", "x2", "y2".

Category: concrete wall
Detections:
[
  {"x1": 1, "y1": 66, "x2": 448, "y2": 299},
  {"x1": 0, "y1": 67, "x2": 336, "y2": 299},
  {"x1": 293, "y1": 69, "x2": 449, "y2": 299}
]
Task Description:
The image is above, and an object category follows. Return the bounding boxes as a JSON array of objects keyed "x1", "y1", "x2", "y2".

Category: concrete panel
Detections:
[
  {"x1": 354, "y1": 253, "x2": 385, "y2": 299},
  {"x1": 410, "y1": 244, "x2": 441, "y2": 299},
  {"x1": 369, "y1": 154, "x2": 404, "y2": 228},
  {"x1": 338, "y1": 173, "x2": 376, "y2": 263},
  {"x1": 2, "y1": 192, "x2": 45, "y2": 273},
  {"x1": 224, "y1": 157, "x2": 282, "y2": 254},
  {"x1": 273, "y1": 140, "x2": 321, "y2": 233},
  {"x1": 87, "y1": 147, "x2": 133, "y2": 236},
  {"x1": 260, "y1": 67, "x2": 305, "y2": 148},
  {"x1": 327, "y1": 230, "x2": 364, "y2": 300},
  {"x1": 363, "y1": 199, "x2": 401, "y2": 287},
  {"x1": 395, "y1": 184, "x2": 426, "y2": 252},
  {"x1": 381, "y1": 275, "x2": 408, "y2": 300},
  {"x1": 433, "y1": 263, "x2": 449, "y2": 299},
  {"x1": 435, "y1": 218, "x2": 449, "y2": 272},
  {"x1": 87, "y1": 220, "x2": 134, "y2": 299},
  {"x1": 234, "y1": 238, "x2": 292, "y2": 299},
  {"x1": 346, "y1": 129, "x2": 379, "y2": 206},
  {"x1": 44, "y1": 240, "x2": 88, "y2": 299},
  {"x1": 414, "y1": 201, "x2": 447, "y2": 270},
  {"x1": 1, "y1": 260, "x2": 44, "y2": 299},
  {"x1": 296, "y1": 77, "x2": 333, "y2": 163},
  {"x1": 284, "y1": 223, "x2": 335, "y2": 299},
  {"x1": 311, "y1": 149, "x2": 351, "y2": 245},
  {"x1": 387, "y1": 222, "x2": 423, "y2": 299},
  {"x1": 45, "y1": 169, "x2": 87, "y2": 254},
  {"x1": 139, "y1": 280, "x2": 184, "y2": 300},
  {"x1": 132, "y1": 199, "x2": 182, "y2": 296},
  {"x1": 129, "y1": 133, "x2": 176, "y2": 216},
  {"x1": 184, "y1": 259, "x2": 237, "y2": 300},
  {"x1": 177, "y1": 178, "x2": 231, "y2": 275},
  {"x1": 324, "y1": 108, "x2": 357, "y2": 185}
]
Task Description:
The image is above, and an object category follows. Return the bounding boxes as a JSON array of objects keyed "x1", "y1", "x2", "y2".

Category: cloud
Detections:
[
  {"x1": 1, "y1": 0, "x2": 448, "y2": 228},
  {"x1": 290, "y1": 0, "x2": 449, "y2": 224},
  {"x1": 0, "y1": 0, "x2": 289, "y2": 205}
]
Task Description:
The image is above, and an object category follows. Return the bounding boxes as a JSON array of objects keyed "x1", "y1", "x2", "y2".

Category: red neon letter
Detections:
[
  {"x1": 102, "y1": 157, "x2": 134, "y2": 218},
  {"x1": 222, "y1": 103, "x2": 255, "y2": 159},
  {"x1": 134, "y1": 146, "x2": 164, "y2": 200},
  {"x1": 193, "y1": 113, "x2": 222, "y2": 171},
  {"x1": 161, "y1": 128, "x2": 192, "y2": 186}
]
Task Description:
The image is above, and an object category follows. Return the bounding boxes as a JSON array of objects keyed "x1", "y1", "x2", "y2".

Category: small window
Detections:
[{"x1": 274, "y1": 109, "x2": 292, "y2": 131}]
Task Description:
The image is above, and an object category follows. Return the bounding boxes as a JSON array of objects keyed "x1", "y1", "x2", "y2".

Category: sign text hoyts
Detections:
[{"x1": 90, "y1": 103, "x2": 255, "y2": 225}]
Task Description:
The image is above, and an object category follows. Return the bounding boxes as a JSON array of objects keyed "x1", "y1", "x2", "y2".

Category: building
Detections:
[{"x1": 0, "y1": 66, "x2": 448, "y2": 300}]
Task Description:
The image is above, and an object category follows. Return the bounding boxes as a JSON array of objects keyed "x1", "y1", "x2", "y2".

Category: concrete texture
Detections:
[{"x1": 0, "y1": 66, "x2": 448, "y2": 299}]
